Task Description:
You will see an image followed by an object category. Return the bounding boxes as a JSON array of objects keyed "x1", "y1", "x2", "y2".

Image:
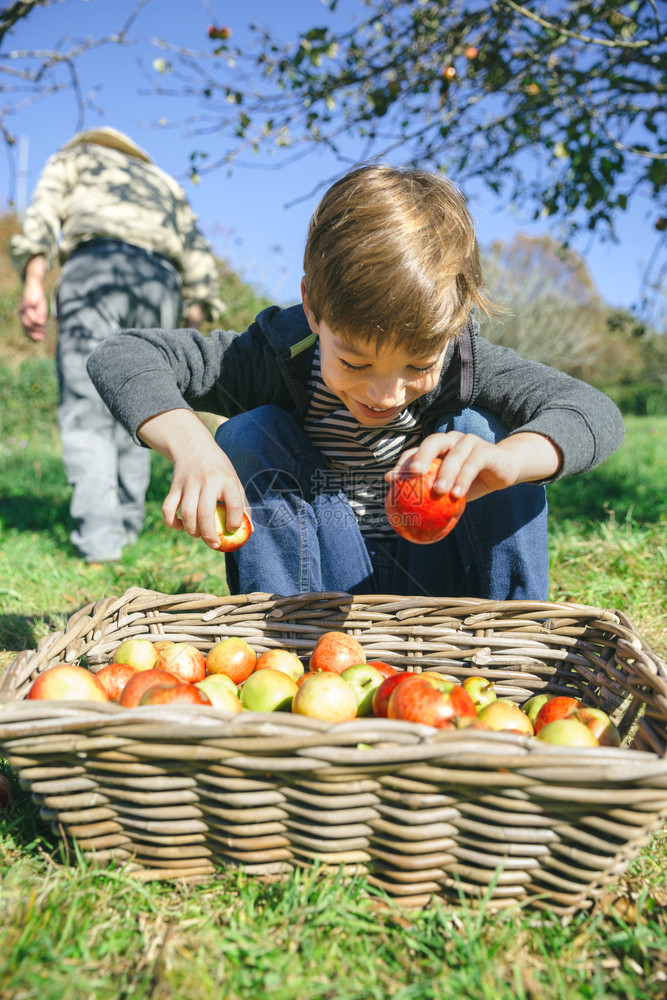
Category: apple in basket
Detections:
[
  {"x1": 111, "y1": 637, "x2": 158, "y2": 672},
  {"x1": 241, "y1": 669, "x2": 299, "y2": 712},
  {"x1": 206, "y1": 637, "x2": 257, "y2": 685},
  {"x1": 388, "y1": 673, "x2": 477, "y2": 728},
  {"x1": 154, "y1": 642, "x2": 206, "y2": 684},
  {"x1": 27, "y1": 664, "x2": 110, "y2": 702},
  {"x1": 139, "y1": 682, "x2": 212, "y2": 707},
  {"x1": 118, "y1": 668, "x2": 182, "y2": 708},
  {"x1": 536, "y1": 717, "x2": 600, "y2": 748},
  {"x1": 308, "y1": 631, "x2": 366, "y2": 674},
  {"x1": 571, "y1": 707, "x2": 621, "y2": 747},
  {"x1": 96, "y1": 662, "x2": 140, "y2": 701},
  {"x1": 292, "y1": 672, "x2": 358, "y2": 723},
  {"x1": 533, "y1": 695, "x2": 582, "y2": 734},
  {"x1": 195, "y1": 674, "x2": 243, "y2": 712},
  {"x1": 254, "y1": 648, "x2": 305, "y2": 681},
  {"x1": 214, "y1": 502, "x2": 253, "y2": 552},
  {"x1": 385, "y1": 457, "x2": 466, "y2": 544},
  {"x1": 461, "y1": 676, "x2": 497, "y2": 711},
  {"x1": 341, "y1": 663, "x2": 386, "y2": 717},
  {"x1": 476, "y1": 699, "x2": 534, "y2": 735},
  {"x1": 372, "y1": 671, "x2": 417, "y2": 718},
  {"x1": 367, "y1": 660, "x2": 399, "y2": 678}
]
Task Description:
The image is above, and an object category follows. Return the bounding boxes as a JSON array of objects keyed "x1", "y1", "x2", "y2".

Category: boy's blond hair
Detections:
[{"x1": 303, "y1": 163, "x2": 492, "y2": 353}]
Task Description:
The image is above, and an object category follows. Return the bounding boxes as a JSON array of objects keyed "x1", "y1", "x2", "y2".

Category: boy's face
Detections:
[{"x1": 302, "y1": 282, "x2": 446, "y2": 427}]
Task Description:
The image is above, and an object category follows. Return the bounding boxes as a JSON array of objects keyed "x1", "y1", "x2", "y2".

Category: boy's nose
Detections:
[{"x1": 366, "y1": 380, "x2": 403, "y2": 408}]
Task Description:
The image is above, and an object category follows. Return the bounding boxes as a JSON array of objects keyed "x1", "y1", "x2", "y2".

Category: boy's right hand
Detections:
[{"x1": 138, "y1": 410, "x2": 250, "y2": 551}]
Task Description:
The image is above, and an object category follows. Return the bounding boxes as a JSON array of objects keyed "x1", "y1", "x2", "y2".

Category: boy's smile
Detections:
[{"x1": 302, "y1": 283, "x2": 446, "y2": 427}]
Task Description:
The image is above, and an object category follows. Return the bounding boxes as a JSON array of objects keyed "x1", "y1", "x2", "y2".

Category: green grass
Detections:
[{"x1": 1, "y1": 360, "x2": 667, "y2": 999}]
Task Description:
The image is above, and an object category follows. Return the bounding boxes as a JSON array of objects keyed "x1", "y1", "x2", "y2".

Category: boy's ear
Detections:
[{"x1": 301, "y1": 277, "x2": 319, "y2": 335}]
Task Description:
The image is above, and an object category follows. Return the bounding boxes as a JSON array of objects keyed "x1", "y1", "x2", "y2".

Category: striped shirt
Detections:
[{"x1": 304, "y1": 343, "x2": 424, "y2": 540}]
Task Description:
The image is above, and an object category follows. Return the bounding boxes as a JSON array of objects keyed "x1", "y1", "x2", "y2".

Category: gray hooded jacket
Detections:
[{"x1": 87, "y1": 303, "x2": 624, "y2": 481}]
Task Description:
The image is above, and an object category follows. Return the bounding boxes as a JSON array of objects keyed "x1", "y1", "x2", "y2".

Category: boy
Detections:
[{"x1": 88, "y1": 164, "x2": 624, "y2": 599}]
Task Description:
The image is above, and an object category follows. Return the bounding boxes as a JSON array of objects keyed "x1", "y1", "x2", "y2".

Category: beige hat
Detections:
[{"x1": 62, "y1": 126, "x2": 153, "y2": 163}]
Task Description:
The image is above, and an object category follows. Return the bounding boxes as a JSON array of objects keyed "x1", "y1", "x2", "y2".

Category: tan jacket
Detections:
[{"x1": 10, "y1": 132, "x2": 224, "y2": 319}]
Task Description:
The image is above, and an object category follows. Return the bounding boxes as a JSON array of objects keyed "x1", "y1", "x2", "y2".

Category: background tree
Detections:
[
  {"x1": 479, "y1": 234, "x2": 607, "y2": 379},
  {"x1": 1, "y1": 0, "x2": 665, "y2": 317}
]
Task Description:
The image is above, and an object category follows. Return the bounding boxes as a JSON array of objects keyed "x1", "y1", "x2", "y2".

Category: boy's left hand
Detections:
[{"x1": 386, "y1": 431, "x2": 562, "y2": 501}]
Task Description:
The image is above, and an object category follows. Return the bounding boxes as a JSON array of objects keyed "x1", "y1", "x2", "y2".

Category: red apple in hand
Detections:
[
  {"x1": 309, "y1": 631, "x2": 366, "y2": 674},
  {"x1": 387, "y1": 673, "x2": 476, "y2": 728},
  {"x1": 214, "y1": 503, "x2": 252, "y2": 552},
  {"x1": 385, "y1": 457, "x2": 466, "y2": 545}
]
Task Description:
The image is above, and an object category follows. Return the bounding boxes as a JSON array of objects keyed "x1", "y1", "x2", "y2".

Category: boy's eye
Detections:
[
  {"x1": 408, "y1": 361, "x2": 439, "y2": 375},
  {"x1": 339, "y1": 359, "x2": 368, "y2": 372}
]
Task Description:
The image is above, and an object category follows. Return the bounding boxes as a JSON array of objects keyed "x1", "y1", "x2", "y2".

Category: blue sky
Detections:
[{"x1": 1, "y1": 0, "x2": 659, "y2": 315}]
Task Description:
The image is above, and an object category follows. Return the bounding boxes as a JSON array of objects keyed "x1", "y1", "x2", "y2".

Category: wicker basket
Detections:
[{"x1": 1, "y1": 588, "x2": 667, "y2": 915}]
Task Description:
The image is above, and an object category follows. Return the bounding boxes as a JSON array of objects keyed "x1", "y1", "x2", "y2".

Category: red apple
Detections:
[
  {"x1": 372, "y1": 671, "x2": 417, "y2": 718},
  {"x1": 254, "y1": 648, "x2": 304, "y2": 681},
  {"x1": 464, "y1": 45, "x2": 479, "y2": 59},
  {"x1": 341, "y1": 663, "x2": 386, "y2": 717},
  {"x1": 206, "y1": 637, "x2": 257, "y2": 685},
  {"x1": 119, "y1": 668, "x2": 182, "y2": 708},
  {"x1": 367, "y1": 660, "x2": 399, "y2": 678},
  {"x1": 385, "y1": 458, "x2": 466, "y2": 544},
  {"x1": 296, "y1": 671, "x2": 314, "y2": 688},
  {"x1": 571, "y1": 706, "x2": 621, "y2": 747},
  {"x1": 309, "y1": 631, "x2": 366, "y2": 674},
  {"x1": 214, "y1": 502, "x2": 253, "y2": 552},
  {"x1": 27, "y1": 664, "x2": 110, "y2": 702},
  {"x1": 95, "y1": 662, "x2": 140, "y2": 701},
  {"x1": 195, "y1": 674, "x2": 242, "y2": 712},
  {"x1": 387, "y1": 673, "x2": 477, "y2": 728},
  {"x1": 477, "y1": 699, "x2": 534, "y2": 735},
  {"x1": 536, "y1": 717, "x2": 600, "y2": 747},
  {"x1": 534, "y1": 695, "x2": 582, "y2": 734},
  {"x1": 241, "y1": 669, "x2": 298, "y2": 712},
  {"x1": 111, "y1": 637, "x2": 158, "y2": 672},
  {"x1": 0, "y1": 774, "x2": 11, "y2": 809},
  {"x1": 461, "y1": 675, "x2": 497, "y2": 711},
  {"x1": 154, "y1": 642, "x2": 206, "y2": 684},
  {"x1": 139, "y1": 682, "x2": 212, "y2": 707},
  {"x1": 292, "y1": 672, "x2": 358, "y2": 723}
]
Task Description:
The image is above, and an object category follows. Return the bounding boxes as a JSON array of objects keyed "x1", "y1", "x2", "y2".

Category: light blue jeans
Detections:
[
  {"x1": 215, "y1": 405, "x2": 549, "y2": 599},
  {"x1": 56, "y1": 239, "x2": 183, "y2": 561}
]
